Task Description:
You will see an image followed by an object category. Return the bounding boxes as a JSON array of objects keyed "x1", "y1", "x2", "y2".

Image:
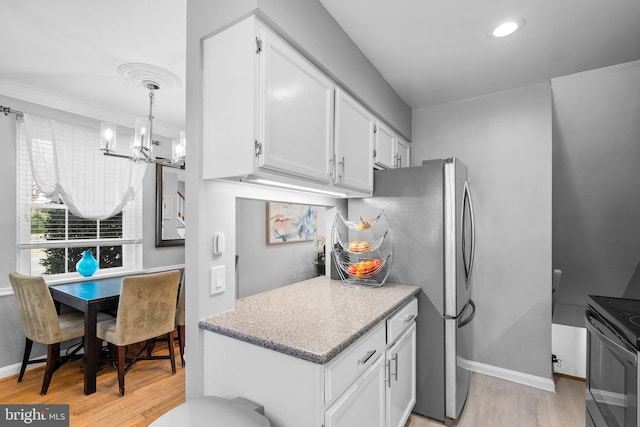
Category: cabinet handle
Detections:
[
  {"x1": 329, "y1": 155, "x2": 335, "y2": 180},
  {"x1": 358, "y1": 349, "x2": 376, "y2": 365},
  {"x1": 385, "y1": 359, "x2": 391, "y2": 387},
  {"x1": 397, "y1": 154, "x2": 402, "y2": 168},
  {"x1": 391, "y1": 353, "x2": 399, "y2": 381},
  {"x1": 404, "y1": 314, "x2": 416, "y2": 324},
  {"x1": 338, "y1": 156, "x2": 345, "y2": 180}
]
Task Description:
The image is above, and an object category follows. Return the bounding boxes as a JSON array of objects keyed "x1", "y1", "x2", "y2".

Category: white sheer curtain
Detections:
[{"x1": 23, "y1": 113, "x2": 148, "y2": 220}]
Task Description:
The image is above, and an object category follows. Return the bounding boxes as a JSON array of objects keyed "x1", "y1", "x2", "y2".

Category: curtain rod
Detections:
[{"x1": 1, "y1": 105, "x2": 24, "y2": 117}]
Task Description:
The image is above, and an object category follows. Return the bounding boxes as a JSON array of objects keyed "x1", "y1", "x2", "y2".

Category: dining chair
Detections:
[
  {"x1": 176, "y1": 273, "x2": 185, "y2": 367},
  {"x1": 96, "y1": 270, "x2": 181, "y2": 396},
  {"x1": 9, "y1": 272, "x2": 85, "y2": 395}
]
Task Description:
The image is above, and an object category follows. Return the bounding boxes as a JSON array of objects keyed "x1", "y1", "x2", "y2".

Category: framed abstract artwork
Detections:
[{"x1": 267, "y1": 202, "x2": 317, "y2": 245}]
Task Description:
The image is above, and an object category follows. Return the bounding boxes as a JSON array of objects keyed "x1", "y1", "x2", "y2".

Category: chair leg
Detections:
[
  {"x1": 116, "y1": 345, "x2": 126, "y2": 397},
  {"x1": 18, "y1": 338, "x2": 33, "y2": 382},
  {"x1": 41, "y1": 343, "x2": 60, "y2": 395},
  {"x1": 167, "y1": 331, "x2": 176, "y2": 374},
  {"x1": 177, "y1": 325, "x2": 185, "y2": 367},
  {"x1": 95, "y1": 337, "x2": 103, "y2": 359},
  {"x1": 146, "y1": 339, "x2": 155, "y2": 358}
]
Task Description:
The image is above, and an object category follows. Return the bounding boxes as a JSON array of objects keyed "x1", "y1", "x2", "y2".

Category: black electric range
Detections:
[{"x1": 587, "y1": 295, "x2": 640, "y2": 350}]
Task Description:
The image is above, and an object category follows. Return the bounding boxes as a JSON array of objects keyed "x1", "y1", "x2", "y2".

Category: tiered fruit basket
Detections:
[{"x1": 331, "y1": 210, "x2": 394, "y2": 287}]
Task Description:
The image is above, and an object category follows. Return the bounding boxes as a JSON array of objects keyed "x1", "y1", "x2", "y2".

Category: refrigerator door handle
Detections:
[
  {"x1": 462, "y1": 181, "x2": 476, "y2": 284},
  {"x1": 458, "y1": 299, "x2": 476, "y2": 329}
]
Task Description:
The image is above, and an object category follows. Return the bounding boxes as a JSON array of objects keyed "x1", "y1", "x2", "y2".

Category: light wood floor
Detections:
[
  {"x1": 1, "y1": 345, "x2": 584, "y2": 427},
  {"x1": 405, "y1": 374, "x2": 585, "y2": 427},
  {"x1": 0, "y1": 341, "x2": 185, "y2": 426}
]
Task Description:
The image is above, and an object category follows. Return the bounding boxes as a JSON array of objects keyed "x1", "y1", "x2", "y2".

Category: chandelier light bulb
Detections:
[
  {"x1": 100, "y1": 122, "x2": 117, "y2": 152},
  {"x1": 133, "y1": 117, "x2": 151, "y2": 152},
  {"x1": 172, "y1": 131, "x2": 186, "y2": 164}
]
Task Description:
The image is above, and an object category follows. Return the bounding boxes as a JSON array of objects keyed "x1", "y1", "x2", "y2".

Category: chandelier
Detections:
[{"x1": 98, "y1": 80, "x2": 185, "y2": 169}]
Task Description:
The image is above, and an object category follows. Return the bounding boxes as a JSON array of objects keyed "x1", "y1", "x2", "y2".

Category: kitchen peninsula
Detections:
[{"x1": 199, "y1": 276, "x2": 419, "y2": 427}]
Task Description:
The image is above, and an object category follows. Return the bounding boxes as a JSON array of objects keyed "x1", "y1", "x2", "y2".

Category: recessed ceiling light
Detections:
[{"x1": 490, "y1": 18, "x2": 526, "y2": 38}]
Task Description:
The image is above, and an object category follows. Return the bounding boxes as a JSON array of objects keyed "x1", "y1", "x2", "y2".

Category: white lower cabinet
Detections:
[
  {"x1": 325, "y1": 355, "x2": 386, "y2": 427},
  {"x1": 203, "y1": 298, "x2": 418, "y2": 427},
  {"x1": 386, "y1": 322, "x2": 417, "y2": 427},
  {"x1": 325, "y1": 299, "x2": 417, "y2": 427}
]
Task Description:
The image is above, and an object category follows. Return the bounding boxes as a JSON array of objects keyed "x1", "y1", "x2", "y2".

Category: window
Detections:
[{"x1": 17, "y1": 122, "x2": 143, "y2": 278}]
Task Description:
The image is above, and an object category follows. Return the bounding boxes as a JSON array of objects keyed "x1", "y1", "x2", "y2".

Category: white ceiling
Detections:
[
  {"x1": 319, "y1": 0, "x2": 640, "y2": 109},
  {"x1": 1, "y1": 0, "x2": 640, "y2": 134},
  {"x1": 0, "y1": 0, "x2": 186, "y2": 136}
]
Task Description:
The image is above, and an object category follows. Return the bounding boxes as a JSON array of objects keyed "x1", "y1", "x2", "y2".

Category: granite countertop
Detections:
[{"x1": 198, "y1": 276, "x2": 419, "y2": 364}]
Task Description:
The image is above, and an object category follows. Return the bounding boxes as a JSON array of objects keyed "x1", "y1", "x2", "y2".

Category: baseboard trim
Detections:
[
  {"x1": 467, "y1": 360, "x2": 556, "y2": 392},
  {"x1": 554, "y1": 372, "x2": 586, "y2": 382},
  {"x1": 0, "y1": 360, "x2": 44, "y2": 380}
]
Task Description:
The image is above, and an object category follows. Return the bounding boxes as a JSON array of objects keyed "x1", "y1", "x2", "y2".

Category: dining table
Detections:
[{"x1": 49, "y1": 277, "x2": 123, "y2": 395}]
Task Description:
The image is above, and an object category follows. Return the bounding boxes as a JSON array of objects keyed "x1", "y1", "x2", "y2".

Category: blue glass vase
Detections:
[{"x1": 76, "y1": 250, "x2": 99, "y2": 277}]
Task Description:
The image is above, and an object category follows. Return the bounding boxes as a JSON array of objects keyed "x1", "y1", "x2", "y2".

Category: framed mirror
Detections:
[{"x1": 156, "y1": 163, "x2": 185, "y2": 247}]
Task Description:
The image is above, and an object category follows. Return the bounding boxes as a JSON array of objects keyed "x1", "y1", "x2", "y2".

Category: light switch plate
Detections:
[{"x1": 210, "y1": 265, "x2": 225, "y2": 295}]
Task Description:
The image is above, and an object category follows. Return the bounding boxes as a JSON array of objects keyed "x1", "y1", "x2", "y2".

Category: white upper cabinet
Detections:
[
  {"x1": 257, "y1": 25, "x2": 334, "y2": 183},
  {"x1": 374, "y1": 121, "x2": 411, "y2": 170},
  {"x1": 202, "y1": 15, "x2": 406, "y2": 195},
  {"x1": 202, "y1": 16, "x2": 333, "y2": 185},
  {"x1": 396, "y1": 137, "x2": 411, "y2": 168},
  {"x1": 374, "y1": 121, "x2": 396, "y2": 170},
  {"x1": 334, "y1": 89, "x2": 375, "y2": 192}
]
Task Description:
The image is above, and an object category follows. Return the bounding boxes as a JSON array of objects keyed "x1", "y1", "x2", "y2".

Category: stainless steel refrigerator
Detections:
[{"x1": 348, "y1": 157, "x2": 476, "y2": 425}]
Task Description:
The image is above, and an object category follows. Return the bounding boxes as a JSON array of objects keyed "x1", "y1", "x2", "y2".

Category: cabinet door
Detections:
[
  {"x1": 395, "y1": 137, "x2": 411, "y2": 168},
  {"x1": 374, "y1": 121, "x2": 396, "y2": 169},
  {"x1": 334, "y1": 89, "x2": 374, "y2": 192},
  {"x1": 202, "y1": 17, "x2": 257, "y2": 180},
  {"x1": 325, "y1": 356, "x2": 385, "y2": 427},
  {"x1": 386, "y1": 322, "x2": 416, "y2": 427},
  {"x1": 257, "y1": 25, "x2": 334, "y2": 184}
]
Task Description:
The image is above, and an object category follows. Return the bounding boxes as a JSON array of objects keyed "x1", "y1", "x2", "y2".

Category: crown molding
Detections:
[{"x1": 0, "y1": 80, "x2": 181, "y2": 139}]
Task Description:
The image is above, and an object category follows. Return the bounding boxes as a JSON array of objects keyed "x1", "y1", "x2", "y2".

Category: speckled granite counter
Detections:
[{"x1": 198, "y1": 276, "x2": 419, "y2": 364}]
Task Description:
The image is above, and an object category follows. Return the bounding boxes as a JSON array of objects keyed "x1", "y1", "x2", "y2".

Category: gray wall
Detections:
[
  {"x1": 236, "y1": 199, "x2": 326, "y2": 298},
  {"x1": 412, "y1": 83, "x2": 553, "y2": 381},
  {"x1": 0, "y1": 94, "x2": 184, "y2": 371},
  {"x1": 185, "y1": 0, "x2": 411, "y2": 398},
  {"x1": 551, "y1": 60, "x2": 640, "y2": 326}
]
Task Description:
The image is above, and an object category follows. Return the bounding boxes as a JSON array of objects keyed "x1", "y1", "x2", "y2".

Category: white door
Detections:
[
  {"x1": 257, "y1": 26, "x2": 334, "y2": 183},
  {"x1": 386, "y1": 323, "x2": 416, "y2": 427},
  {"x1": 374, "y1": 121, "x2": 396, "y2": 169},
  {"x1": 334, "y1": 89, "x2": 374, "y2": 192},
  {"x1": 325, "y1": 356, "x2": 386, "y2": 427}
]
